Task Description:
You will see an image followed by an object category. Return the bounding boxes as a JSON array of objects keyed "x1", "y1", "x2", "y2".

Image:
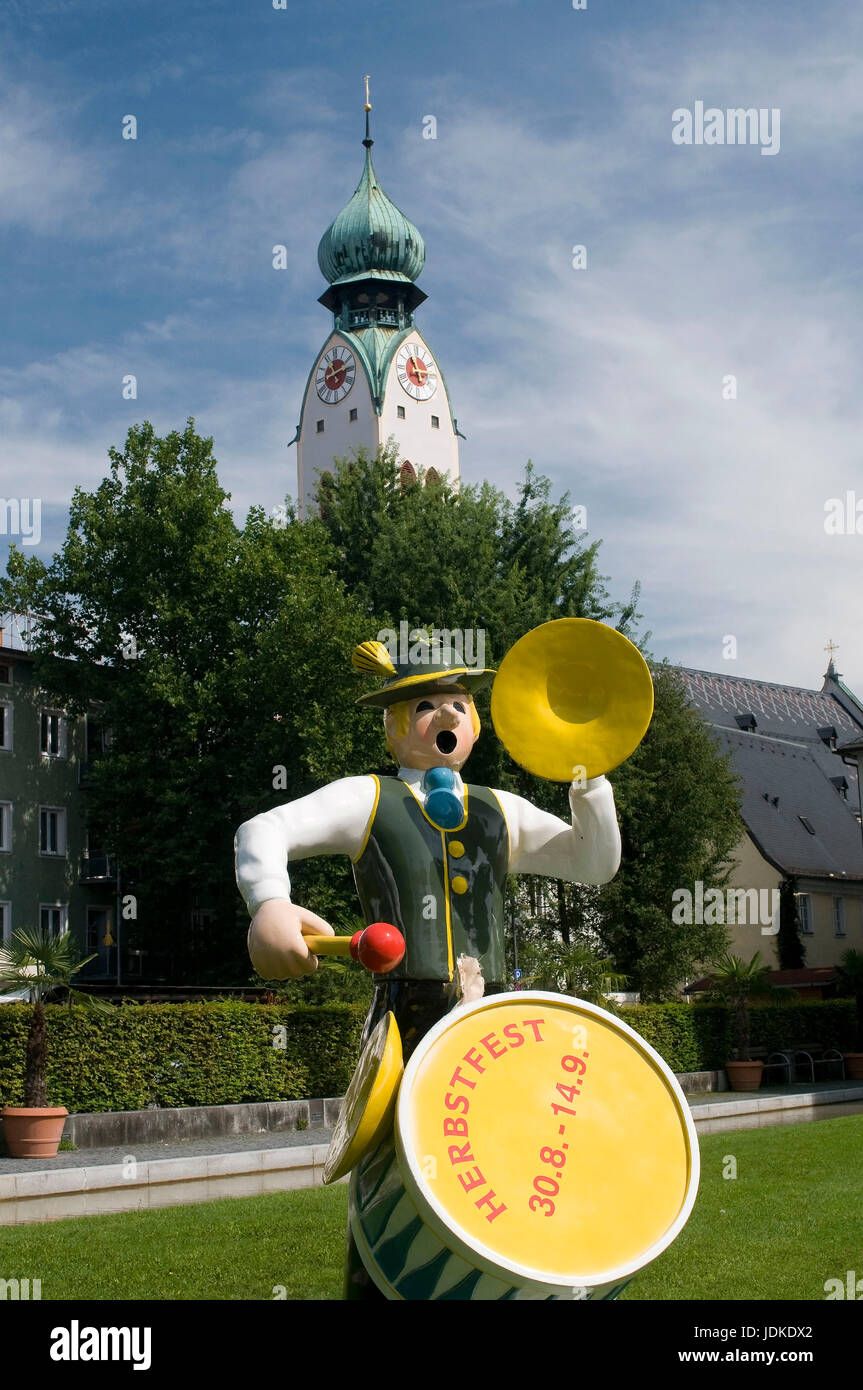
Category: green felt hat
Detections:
[{"x1": 352, "y1": 638, "x2": 496, "y2": 709}]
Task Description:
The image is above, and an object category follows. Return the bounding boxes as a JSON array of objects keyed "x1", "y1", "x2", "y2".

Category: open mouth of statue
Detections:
[{"x1": 435, "y1": 730, "x2": 458, "y2": 754}]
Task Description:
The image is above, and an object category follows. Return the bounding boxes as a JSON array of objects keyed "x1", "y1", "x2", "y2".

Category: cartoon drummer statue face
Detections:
[{"x1": 383, "y1": 691, "x2": 477, "y2": 771}]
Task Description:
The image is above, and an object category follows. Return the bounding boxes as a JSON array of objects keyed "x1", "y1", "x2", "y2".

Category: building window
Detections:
[
  {"x1": 87, "y1": 907, "x2": 111, "y2": 953},
  {"x1": 41, "y1": 710, "x2": 65, "y2": 758},
  {"x1": 349, "y1": 408, "x2": 358, "y2": 422},
  {"x1": 86, "y1": 717, "x2": 106, "y2": 758},
  {"x1": 0, "y1": 664, "x2": 10, "y2": 684},
  {"x1": 0, "y1": 902, "x2": 10, "y2": 944},
  {"x1": 40, "y1": 904, "x2": 68, "y2": 937},
  {"x1": 796, "y1": 893, "x2": 813, "y2": 935},
  {"x1": 0, "y1": 702, "x2": 11, "y2": 750},
  {"x1": 0, "y1": 802, "x2": 11, "y2": 852},
  {"x1": 833, "y1": 897, "x2": 846, "y2": 937},
  {"x1": 397, "y1": 406, "x2": 406, "y2": 419},
  {"x1": 39, "y1": 806, "x2": 66, "y2": 856},
  {"x1": 431, "y1": 415, "x2": 440, "y2": 429},
  {"x1": 316, "y1": 420, "x2": 325, "y2": 433}
]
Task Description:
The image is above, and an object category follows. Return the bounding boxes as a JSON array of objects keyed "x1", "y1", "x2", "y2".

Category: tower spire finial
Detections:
[
  {"x1": 825, "y1": 638, "x2": 840, "y2": 678},
  {"x1": 363, "y1": 75, "x2": 373, "y2": 148}
]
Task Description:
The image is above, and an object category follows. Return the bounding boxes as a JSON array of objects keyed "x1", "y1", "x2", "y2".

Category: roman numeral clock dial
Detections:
[
  {"x1": 396, "y1": 342, "x2": 438, "y2": 401},
  {"x1": 316, "y1": 345, "x2": 357, "y2": 403}
]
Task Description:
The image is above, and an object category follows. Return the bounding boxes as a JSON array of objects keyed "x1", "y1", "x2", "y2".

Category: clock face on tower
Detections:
[
  {"x1": 316, "y1": 345, "x2": 356, "y2": 403},
  {"x1": 396, "y1": 342, "x2": 438, "y2": 401}
]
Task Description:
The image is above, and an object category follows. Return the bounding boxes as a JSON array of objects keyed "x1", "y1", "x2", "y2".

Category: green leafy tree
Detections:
[
  {"x1": 596, "y1": 665, "x2": 744, "y2": 1000},
  {"x1": 1, "y1": 421, "x2": 382, "y2": 982},
  {"x1": 776, "y1": 877, "x2": 806, "y2": 970}
]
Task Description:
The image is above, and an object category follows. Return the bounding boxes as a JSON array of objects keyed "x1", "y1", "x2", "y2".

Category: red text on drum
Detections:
[{"x1": 441, "y1": 1017, "x2": 547, "y2": 1225}]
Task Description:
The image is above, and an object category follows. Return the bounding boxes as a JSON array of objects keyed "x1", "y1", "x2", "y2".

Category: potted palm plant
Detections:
[
  {"x1": 0, "y1": 928, "x2": 111, "y2": 1158},
  {"x1": 711, "y1": 951, "x2": 773, "y2": 1091},
  {"x1": 836, "y1": 949, "x2": 863, "y2": 1081}
]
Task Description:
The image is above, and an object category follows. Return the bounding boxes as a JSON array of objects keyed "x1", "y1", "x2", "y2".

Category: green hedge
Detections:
[
  {"x1": 0, "y1": 998, "x2": 856, "y2": 1113},
  {"x1": 624, "y1": 999, "x2": 856, "y2": 1072},
  {"x1": 0, "y1": 1001, "x2": 366, "y2": 1113}
]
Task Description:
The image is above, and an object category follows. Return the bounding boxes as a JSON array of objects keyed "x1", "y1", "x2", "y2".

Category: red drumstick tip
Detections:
[{"x1": 357, "y1": 921, "x2": 405, "y2": 974}]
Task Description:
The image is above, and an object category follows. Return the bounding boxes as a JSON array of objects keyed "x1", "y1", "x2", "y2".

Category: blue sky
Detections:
[{"x1": 1, "y1": 0, "x2": 861, "y2": 693}]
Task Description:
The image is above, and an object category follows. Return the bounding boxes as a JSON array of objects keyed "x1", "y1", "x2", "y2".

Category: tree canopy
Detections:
[{"x1": 2, "y1": 425, "x2": 742, "y2": 993}]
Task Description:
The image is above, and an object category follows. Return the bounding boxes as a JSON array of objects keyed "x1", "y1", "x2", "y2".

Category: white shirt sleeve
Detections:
[
  {"x1": 493, "y1": 774, "x2": 621, "y2": 885},
  {"x1": 234, "y1": 776, "x2": 378, "y2": 916}
]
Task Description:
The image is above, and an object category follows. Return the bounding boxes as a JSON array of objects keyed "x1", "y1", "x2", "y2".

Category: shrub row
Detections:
[
  {"x1": 0, "y1": 998, "x2": 855, "y2": 1113},
  {"x1": 624, "y1": 999, "x2": 856, "y2": 1072},
  {"x1": 0, "y1": 1001, "x2": 366, "y2": 1113}
]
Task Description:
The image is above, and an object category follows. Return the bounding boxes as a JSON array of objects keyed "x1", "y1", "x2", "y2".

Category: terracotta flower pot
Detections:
[
  {"x1": 1, "y1": 1106, "x2": 68, "y2": 1158},
  {"x1": 843, "y1": 1053, "x2": 863, "y2": 1082},
  {"x1": 725, "y1": 1061, "x2": 764, "y2": 1092}
]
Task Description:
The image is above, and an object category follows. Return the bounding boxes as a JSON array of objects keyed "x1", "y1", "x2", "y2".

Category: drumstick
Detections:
[{"x1": 303, "y1": 922, "x2": 405, "y2": 973}]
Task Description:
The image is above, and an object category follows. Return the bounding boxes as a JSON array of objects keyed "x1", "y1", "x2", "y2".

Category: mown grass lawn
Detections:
[{"x1": 1, "y1": 1116, "x2": 860, "y2": 1300}]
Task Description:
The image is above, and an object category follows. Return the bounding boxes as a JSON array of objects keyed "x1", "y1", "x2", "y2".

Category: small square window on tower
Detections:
[
  {"x1": 349, "y1": 408, "x2": 358, "y2": 422},
  {"x1": 397, "y1": 406, "x2": 406, "y2": 419},
  {"x1": 316, "y1": 419, "x2": 325, "y2": 433},
  {"x1": 431, "y1": 415, "x2": 440, "y2": 429}
]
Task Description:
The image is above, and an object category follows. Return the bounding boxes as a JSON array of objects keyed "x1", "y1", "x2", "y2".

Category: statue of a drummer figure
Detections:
[{"x1": 234, "y1": 635, "x2": 623, "y2": 1297}]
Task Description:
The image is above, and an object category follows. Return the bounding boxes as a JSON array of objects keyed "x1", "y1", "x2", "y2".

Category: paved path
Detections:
[{"x1": 0, "y1": 1124, "x2": 333, "y2": 1176}]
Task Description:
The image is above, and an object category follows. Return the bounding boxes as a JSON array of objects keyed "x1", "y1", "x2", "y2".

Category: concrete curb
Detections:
[
  {"x1": 55, "y1": 1097, "x2": 345, "y2": 1150},
  {"x1": 0, "y1": 1141, "x2": 344, "y2": 1227}
]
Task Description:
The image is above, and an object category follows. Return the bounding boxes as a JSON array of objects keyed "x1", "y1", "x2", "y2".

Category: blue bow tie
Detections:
[{"x1": 421, "y1": 767, "x2": 463, "y2": 829}]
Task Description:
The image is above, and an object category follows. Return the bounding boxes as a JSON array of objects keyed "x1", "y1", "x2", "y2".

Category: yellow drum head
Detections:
[
  {"x1": 490, "y1": 618, "x2": 654, "y2": 781},
  {"x1": 396, "y1": 992, "x2": 699, "y2": 1289},
  {"x1": 323, "y1": 1012, "x2": 403, "y2": 1184}
]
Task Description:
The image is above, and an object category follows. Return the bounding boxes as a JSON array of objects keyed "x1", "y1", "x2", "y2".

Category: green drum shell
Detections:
[{"x1": 349, "y1": 1134, "x2": 630, "y2": 1302}]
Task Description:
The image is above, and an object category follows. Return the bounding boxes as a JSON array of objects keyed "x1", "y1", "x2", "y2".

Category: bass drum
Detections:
[{"x1": 349, "y1": 991, "x2": 699, "y2": 1300}]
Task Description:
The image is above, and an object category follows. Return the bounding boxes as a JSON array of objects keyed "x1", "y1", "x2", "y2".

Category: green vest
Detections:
[{"x1": 352, "y1": 776, "x2": 510, "y2": 983}]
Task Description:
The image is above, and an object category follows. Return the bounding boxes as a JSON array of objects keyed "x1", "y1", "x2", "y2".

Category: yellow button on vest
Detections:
[
  {"x1": 451, "y1": 875, "x2": 469, "y2": 895},
  {"x1": 448, "y1": 841, "x2": 465, "y2": 858}
]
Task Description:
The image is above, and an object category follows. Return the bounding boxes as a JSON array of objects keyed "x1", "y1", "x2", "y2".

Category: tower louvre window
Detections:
[
  {"x1": 734, "y1": 712, "x2": 757, "y2": 732},
  {"x1": 316, "y1": 420, "x2": 325, "y2": 433},
  {"x1": 431, "y1": 415, "x2": 439, "y2": 429},
  {"x1": 349, "y1": 408, "x2": 358, "y2": 422},
  {"x1": 397, "y1": 406, "x2": 406, "y2": 420}
]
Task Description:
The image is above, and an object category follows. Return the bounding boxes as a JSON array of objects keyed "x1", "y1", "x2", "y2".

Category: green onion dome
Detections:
[{"x1": 317, "y1": 145, "x2": 426, "y2": 286}]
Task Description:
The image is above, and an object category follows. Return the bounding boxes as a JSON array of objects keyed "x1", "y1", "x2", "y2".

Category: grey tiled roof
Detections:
[{"x1": 680, "y1": 668, "x2": 863, "y2": 881}]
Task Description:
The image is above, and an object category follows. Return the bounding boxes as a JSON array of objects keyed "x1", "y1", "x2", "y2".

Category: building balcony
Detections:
[{"x1": 79, "y1": 854, "x2": 117, "y2": 885}]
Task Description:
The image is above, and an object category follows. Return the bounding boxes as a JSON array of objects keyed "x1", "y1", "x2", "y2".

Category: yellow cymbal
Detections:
[
  {"x1": 490, "y1": 618, "x2": 654, "y2": 782},
  {"x1": 323, "y1": 1011, "x2": 403, "y2": 1184}
]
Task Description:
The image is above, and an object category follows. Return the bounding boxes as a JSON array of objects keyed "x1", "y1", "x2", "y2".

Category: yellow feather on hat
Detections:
[{"x1": 351, "y1": 640, "x2": 397, "y2": 677}]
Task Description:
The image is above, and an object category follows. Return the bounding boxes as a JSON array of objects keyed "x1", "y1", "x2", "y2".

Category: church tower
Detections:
[{"x1": 293, "y1": 85, "x2": 461, "y2": 516}]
